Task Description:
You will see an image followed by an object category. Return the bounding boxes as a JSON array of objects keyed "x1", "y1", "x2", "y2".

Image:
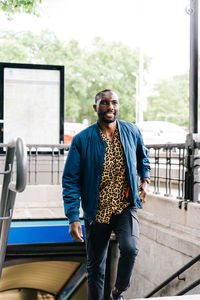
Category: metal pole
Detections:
[
  {"x1": 135, "y1": 75, "x2": 139, "y2": 123},
  {"x1": 0, "y1": 146, "x2": 15, "y2": 218},
  {"x1": 189, "y1": 0, "x2": 198, "y2": 133},
  {"x1": 138, "y1": 0, "x2": 144, "y2": 123},
  {"x1": 176, "y1": 277, "x2": 200, "y2": 296},
  {"x1": 138, "y1": 47, "x2": 144, "y2": 123},
  {"x1": 184, "y1": 0, "x2": 199, "y2": 203}
]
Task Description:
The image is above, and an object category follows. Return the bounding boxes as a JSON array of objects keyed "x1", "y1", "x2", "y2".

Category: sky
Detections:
[{"x1": 0, "y1": 0, "x2": 191, "y2": 83}]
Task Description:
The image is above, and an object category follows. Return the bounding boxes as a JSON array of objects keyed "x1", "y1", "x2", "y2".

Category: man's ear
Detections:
[{"x1": 93, "y1": 104, "x2": 97, "y2": 112}]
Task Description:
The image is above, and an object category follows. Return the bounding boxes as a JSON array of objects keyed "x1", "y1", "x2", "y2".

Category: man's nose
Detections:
[{"x1": 107, "y1": 102, "x2": 114, "y2": 110}]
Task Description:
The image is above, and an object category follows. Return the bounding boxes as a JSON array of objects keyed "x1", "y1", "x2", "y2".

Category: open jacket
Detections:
[{"x1": 62, "y1": 120, "x2": 151, "y2": 223}]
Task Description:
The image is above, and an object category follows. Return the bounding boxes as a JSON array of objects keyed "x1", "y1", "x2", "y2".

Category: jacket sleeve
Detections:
[
  {"x1": 136, "y1": 129, "x2": 151, "y2": 180},
  {"x1": 62, "y1": 136, "x2": 81, "y2": 223}
]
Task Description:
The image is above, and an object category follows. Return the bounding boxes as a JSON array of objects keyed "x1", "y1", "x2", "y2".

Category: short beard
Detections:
[
  {"x1": 101, "y1": 117, "x2": 116, "y2": 123},
  {"x1": 101, "y1": 114, "x2": 117, "y2": 123}
]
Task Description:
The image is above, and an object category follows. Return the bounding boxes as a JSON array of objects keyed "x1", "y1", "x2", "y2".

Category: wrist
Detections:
[{"x1": 141, "y1": 178, "x2": 150, "y2": 184}]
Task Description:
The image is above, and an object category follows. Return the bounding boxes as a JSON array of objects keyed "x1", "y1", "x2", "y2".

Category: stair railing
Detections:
[
  {"x1": 145, "y1": 252, "x2": 200, "y2": 298},
  {"x1": 0, "y1": 137, "x2": 27, "y2": 277}
]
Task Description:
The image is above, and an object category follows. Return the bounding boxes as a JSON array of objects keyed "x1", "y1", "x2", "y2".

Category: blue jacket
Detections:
[{"x1": 62, "y1": 120, "x2": 151, "y2": 223}]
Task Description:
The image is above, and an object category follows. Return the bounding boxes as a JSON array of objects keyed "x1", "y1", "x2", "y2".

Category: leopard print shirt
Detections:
[{"x1": 96, "y1": 126, "x2": 130, "y2": 224}]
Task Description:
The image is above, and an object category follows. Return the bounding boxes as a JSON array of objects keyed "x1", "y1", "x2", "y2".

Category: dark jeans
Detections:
[{"x1": 84, "y1": 206, "x2": 139, "y2": 300}]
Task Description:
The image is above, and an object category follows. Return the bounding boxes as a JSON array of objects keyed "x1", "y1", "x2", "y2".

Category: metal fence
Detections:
[
  {"x1": 147, "y1": 136, "x2": 200, "y2": 204},
  {"x1": 146, "y1": 143, "x2": 186, "y2": 200},
  {"x1": 0, "y1": 144, "x2": 69, "y2": 186},
  {"x1": 0, "y1": 140, "x2": 200, "y2": 203}
]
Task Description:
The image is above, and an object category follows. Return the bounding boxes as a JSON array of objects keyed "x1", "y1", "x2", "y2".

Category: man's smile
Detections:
[{"x1": 104, "y1": 112, "x2": 115, "y2": 117}]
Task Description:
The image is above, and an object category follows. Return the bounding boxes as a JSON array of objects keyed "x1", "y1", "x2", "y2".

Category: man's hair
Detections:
[{"x1": 95, "y1": 89, "x2": 113, "y2": 103}]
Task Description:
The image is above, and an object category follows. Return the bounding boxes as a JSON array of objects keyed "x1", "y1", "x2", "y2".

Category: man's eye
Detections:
[{"x1": 101, "y1": 101, "x2": 107, "y2": 105}]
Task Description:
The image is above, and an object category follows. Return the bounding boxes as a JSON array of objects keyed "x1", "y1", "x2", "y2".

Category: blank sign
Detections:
[{"x1": 2, "y1": 64, "x2": 64, "y2": 145}]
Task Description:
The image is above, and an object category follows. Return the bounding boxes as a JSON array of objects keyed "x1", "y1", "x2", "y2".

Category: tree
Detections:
[
  {"x1": 65, "y1": 37, "x2": 150, "y2": 123},
  {"x1": 0, "y1": 0, "x2": 42, "y2": 16},
  {"x1": 0, "y1": 30, "x2": 150, "y2": 123},
  {"x1": 0, "y1": 29, "x2": 192, "y2": 127},
  {"x1": 144, "y1": 74, "x2": 189, "y2": 128}
]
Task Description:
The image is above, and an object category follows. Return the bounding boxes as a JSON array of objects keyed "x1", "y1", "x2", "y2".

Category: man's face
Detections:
[{"x1": 93, "y1": 91, "x2": 119, "y2": 124}]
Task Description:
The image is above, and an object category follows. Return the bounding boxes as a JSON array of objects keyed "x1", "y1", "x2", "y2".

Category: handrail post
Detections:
[{"x1": 184, "y1": 133, "x2": 200, "y2": 203}]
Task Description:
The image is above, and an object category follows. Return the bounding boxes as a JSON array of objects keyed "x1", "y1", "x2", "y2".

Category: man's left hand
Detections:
[{"x1": 138, "y1": 181, "x2": 149, "y2": 204}]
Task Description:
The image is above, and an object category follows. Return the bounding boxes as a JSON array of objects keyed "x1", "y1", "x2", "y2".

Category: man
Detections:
[{"x1": 62, "y1": 89, "x2": 151, "y2": 300}]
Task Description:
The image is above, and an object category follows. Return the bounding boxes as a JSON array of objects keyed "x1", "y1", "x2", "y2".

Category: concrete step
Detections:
[{"x1": 133, "y1": 295, "x2": 200, "y2": 300}]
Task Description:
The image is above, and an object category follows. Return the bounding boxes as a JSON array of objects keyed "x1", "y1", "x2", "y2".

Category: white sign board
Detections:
[{"x1": 3, "y1": 67, "x2": 61, "y2": 144}]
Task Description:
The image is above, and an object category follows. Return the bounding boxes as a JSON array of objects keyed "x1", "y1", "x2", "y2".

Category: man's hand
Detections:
[
  {"x1": 69, "y1": 221, "x2": 84, "y2": 243},
  {"x1": 138, "y1": 181, "x2": 149, "y2": 204}
]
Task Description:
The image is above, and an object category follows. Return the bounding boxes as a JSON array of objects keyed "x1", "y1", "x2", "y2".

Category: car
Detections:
[
  {"x1": 136, "y1": 121, "x2": 187, "y2": 145},
  {"x1": 64, "y1": 122, "x2": 88, "y2": 144}
]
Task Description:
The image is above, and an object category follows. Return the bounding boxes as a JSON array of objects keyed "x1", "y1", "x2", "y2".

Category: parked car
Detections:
[
  {"x1": 64, "y1": 122, "x2": 88, "y2": 144},
  {"x1": 136, "y1": 121, "x2": 187, "y2": 145}
]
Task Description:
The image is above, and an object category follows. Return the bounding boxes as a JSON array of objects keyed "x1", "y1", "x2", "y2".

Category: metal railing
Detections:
[
  {"x1": 0, "y1": 139, "x2": 200, "y2": 205},
  {"x1": 0, "y1": 137, "x2": 27, "y2": 277},
  {"x1": 145, "y1": 252, "x2": 200, "y2": 297},
  {"x1": 1, "y1": 142, "x2": 188, "y2": 198},
  {"x1": 147, "y1": 136, "x2": 200, "y2": 206},
  {"x1": 146, "y1": 143, "x2": 186, "y2": 200},
  {"x1": 0, "y1": 144, "x2": 69, "y2": 185},
  {"x1": 26, "y1": 144, "x2": 69, "y2": 185}
]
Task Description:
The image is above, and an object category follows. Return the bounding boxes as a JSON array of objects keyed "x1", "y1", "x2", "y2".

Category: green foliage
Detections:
[
  {"x1": 0, "y1": 0, "x2": 41, "y2": 16},
  {"x1": 0, "y1": 2, "x2": 191, "y2": 129},
  {"x1": 1, "y1": 29, "x2": 190, "y2": 127},
  {"x1": 0, "y1": 31, "x2": 149, "y2": 123},
  {"x1": 67, "y1": 37, "x2": 143, "y2": 123},
  {"x1": 145, "y1": 74, "x2": 189, "y2": 127}
]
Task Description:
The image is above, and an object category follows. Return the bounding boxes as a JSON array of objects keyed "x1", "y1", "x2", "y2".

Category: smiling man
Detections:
[{"x1": 62, "y1": 89, "x2": 151, "y2": 300}]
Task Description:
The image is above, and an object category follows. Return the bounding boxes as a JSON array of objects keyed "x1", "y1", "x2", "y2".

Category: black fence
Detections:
[
  {"x1": 0, "y1": 142, "x2": 200, "y2": 203},
  {"x1": 146, "y1": 143, "x2": 186, "y2": 200}
]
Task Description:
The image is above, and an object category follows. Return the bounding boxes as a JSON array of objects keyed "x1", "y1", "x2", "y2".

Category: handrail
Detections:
[
  {"x1": 0, "y1": 142, "x2": 15, "y2": 219},
  {"x1": 146, "y1": 143, "x2": 186, "y2": 150},
  {"x1": 176, "y1": 277, "x2": 200, "y2": 296},
  {"x1": 9, "y1": 138, "x2": 27, "y2": 193},
  {"x1": 145, "y1": 252, "x2": 200, "y2": 297},
  {"x1": 0, "y1": 137, "x2": 27, "y2": 278}
]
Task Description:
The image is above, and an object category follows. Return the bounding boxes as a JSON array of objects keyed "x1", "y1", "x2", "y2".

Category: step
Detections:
[{"x1": 133, "y1": 295, "x2": 200, "y2": 300}]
